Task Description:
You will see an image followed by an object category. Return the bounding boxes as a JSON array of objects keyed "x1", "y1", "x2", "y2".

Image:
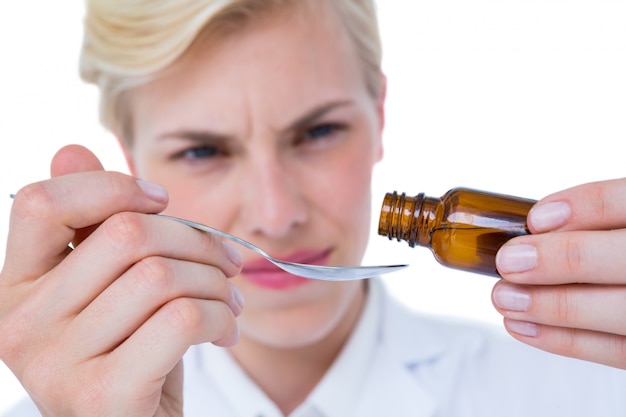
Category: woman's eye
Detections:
[
  {"x1": 307, "y1": 124, "x2": 335, "y2": 138},
  {"x1": 173, "y1": 145, "x2": 222, "y2": 160},
  {"x1": 300, "y1": 123, "x2": 345, "y2": 144}
]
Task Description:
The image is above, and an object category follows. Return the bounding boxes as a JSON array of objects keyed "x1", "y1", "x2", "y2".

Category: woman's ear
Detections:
[
  {"x1": 375, "y1": 73, "x2": 387, "y2": 162},
  {"x1": 114, "y1": 133, "x2": 137, "y2": 176},
  {"x1": 377, "y1": 72, "x2": 387, "y2": 133}
]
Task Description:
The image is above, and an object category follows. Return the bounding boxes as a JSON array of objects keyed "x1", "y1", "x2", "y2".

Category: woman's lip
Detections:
[{"x1": 241, "y1": 248, "x2": 332, "y2": 290}]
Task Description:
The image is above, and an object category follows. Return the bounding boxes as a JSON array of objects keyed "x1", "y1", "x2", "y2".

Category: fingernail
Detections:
[
  {"x1": 230, "y1": 284, "x2": 244, "y2": 316},
  {"x1": 496, "y1": 244, "x2": 537, "y2": 274},
  {"x1": 529, "y1": 201, "x2": 571, "y2": 232},
  {"x1": 136, "y1": 179, "x2": 169, "y2": 203},
  {"x1": 504, "y1": 319, "x2": 540, "y2": 337},
  {"x1": 223, "y1": 242, "x2": 243, "y2": 268},
  {"x1": 493, "y1": 283, "x2": 530, "y2": 312}
]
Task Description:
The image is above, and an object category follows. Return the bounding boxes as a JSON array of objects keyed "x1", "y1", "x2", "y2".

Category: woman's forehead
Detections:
[{"x1": 129, "y1": 4, "x2": 367, "y2": 134}]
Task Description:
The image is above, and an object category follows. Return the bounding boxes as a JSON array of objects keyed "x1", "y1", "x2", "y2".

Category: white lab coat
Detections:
[
  {"x1": 181, "y1": 279, "x2": 626, "y2": 417},
  {"x1": 5, "y1": 279, "x2": 626, "y2": 417},
  {"x1": 342, "y1": 283, "x2": 626, "y2": 417}
]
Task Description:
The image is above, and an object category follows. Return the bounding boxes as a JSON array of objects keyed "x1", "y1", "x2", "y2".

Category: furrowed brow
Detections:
[
  {"x1": 281, "y1": 100, "x2": 353, "y2": 134},
  {"x1": 157, "y1": 130, "x2": 233, "y2": 143}
]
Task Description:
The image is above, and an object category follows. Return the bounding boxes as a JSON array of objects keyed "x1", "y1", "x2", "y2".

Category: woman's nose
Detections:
[{"x1": 240, "y1": 159, "x2": 308, "y2": 238}]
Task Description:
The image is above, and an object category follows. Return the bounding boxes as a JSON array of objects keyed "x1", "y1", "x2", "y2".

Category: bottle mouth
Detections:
[
  {"x1": 378, "y1": 191, "x2": 402, "y2": 241},
  {"x1": 378, "y1": 191, "x2": 424, "y2": 247}
]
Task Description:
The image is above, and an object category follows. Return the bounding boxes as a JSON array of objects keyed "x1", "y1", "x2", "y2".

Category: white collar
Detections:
[
  {"x1": 197, "y1": 338, "x2": 281, "y2": 417},
  {"x1": 289, "y1": 279, "x2": 382, "y2": 417},
  {"x1": 190, "y1": 279, "x2": 449, "y2": 417},
  {"x1": 196, "y1": 280, "x2": 383, "y2": 417}
]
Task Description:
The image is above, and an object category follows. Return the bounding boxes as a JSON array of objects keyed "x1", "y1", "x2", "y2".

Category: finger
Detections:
[
  {"x1": 3, "y1": 171, "x2": 168, "y2": 283},
  {"x1": 38, "y1": 212, "x2": 243, "y2": 318},
  {"x1": 109, "y1": 297, "x2": 239, "y2": 396},
  {"x1": 501, "y1": 319, "x2": 626, "y2": 370},
  {"x1": 529, "y1": 177, "x2": 626, "y2": 233},
  {"x1": 1, "y1": 212, "x2": 242, "y2": 371},
  {"x1": 4, "y1": 144, "x2": 106, "y2": 282},
  {"x1": 50, "y1": 145, "x2": 109, "y2": 247},
  {"x1": 50, "y1": 144, "x2": 105, "y2": 177},
  {"x1": 68, "y1": 256, "x2": 242, "y2": 356},
  {"x1": 496, "y1": 229, "x2": 626, "y2": 285},
  {"x1": 492, "y1": 281, "x2": 626, "y2": 337}
]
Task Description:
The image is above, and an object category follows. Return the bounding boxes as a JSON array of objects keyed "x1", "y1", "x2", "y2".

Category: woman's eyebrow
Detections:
[
  {"x1": 156, "y1": 130, "x2": 232, "y2": 143},
  {"x1": 281, "y1": 100, "x2": 353, "y2": 134},
  {"x1": 155, "y1": 100, "x2": 353, "y2": 142}
]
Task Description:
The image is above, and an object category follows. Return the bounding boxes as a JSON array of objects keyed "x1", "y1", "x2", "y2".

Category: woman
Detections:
[{"x1": 1, "y1": 0, "x2": 625, "y2": 416}]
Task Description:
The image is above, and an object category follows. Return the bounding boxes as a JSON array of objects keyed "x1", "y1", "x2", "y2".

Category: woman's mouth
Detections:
[{"x1": 241, "y1": 248, "x2": 333, "y2": 290}]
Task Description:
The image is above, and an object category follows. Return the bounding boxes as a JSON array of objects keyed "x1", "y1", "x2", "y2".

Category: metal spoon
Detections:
[
  {"x1": 158, "y1": 214, "x2": 408, "y2": 281},
  {"x1": 8, "y1": 194, "x2": 407, "y2": 280}
]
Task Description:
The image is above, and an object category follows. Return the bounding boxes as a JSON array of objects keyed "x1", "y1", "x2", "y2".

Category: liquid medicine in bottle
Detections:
[{"x1": 378, "y1": 188, "x2": 537, "y2": 277}]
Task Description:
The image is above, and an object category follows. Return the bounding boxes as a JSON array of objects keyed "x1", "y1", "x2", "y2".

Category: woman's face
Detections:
[{"x1": 125, "y1": 4, "x2": 384, "y2": 349}]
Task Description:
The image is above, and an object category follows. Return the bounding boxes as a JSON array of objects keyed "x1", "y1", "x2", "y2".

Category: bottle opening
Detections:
[{"x1": 378, "y1": 191, "x2": 424, "y2": 247}]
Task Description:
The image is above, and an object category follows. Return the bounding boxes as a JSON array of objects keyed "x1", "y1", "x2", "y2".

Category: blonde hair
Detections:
[{"x1": 80, "y1": 0, "x2": 382, "y2": 142}]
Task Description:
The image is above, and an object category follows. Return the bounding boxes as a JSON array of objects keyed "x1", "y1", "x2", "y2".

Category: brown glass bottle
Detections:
[{"x1": 378, "y1": 188, "x2": 537, "y2": 277}]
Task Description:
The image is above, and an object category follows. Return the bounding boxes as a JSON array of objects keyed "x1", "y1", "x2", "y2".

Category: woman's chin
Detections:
[{"x1": 238, "y1": 306, "x2": 341, "y2": 349}]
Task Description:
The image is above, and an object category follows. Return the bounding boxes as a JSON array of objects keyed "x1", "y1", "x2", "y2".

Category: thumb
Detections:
[
  {"x1": 50, "y1": 144, "x2": 105, "y2": 177},
  {"x1": 49, "y1": 144, "x2": 118, "y2": 248}
]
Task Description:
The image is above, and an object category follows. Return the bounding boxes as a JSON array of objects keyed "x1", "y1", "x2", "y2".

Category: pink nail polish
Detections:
[
  {"x1": 496, "y1": 244, "x2": 537, "y2": 274},
  {"x1": 230, "y1": 285, "x2": 244, "y2": 316},
  {"x1": 223, "y1": 241, "x2": 243, "y2": 268},
  {"x1": 505, "y1": 319, "x2": 539, "y2": 337},
  {"x1": 493, "y1": 283, "x2": 530, "y2": 312},
  {"x1": 136, "y1": 179, "x2": 169, "y2": 203},
  {"x1": 529, "y1": 201, "x2": 571, "y2": 232}
]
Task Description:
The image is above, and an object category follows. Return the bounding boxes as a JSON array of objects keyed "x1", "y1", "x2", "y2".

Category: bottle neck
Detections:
[
  {"x1": 415, "y1": 195, "x2": 440, "y2": 246},
  {"x1": 379, "y1": 191, "x2": 438, "y2": 247}
]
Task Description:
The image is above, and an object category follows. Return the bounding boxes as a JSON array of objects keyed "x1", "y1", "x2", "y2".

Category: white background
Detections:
[{"x1": 1, "y1": 0, "x2": 625, "y2": 412}]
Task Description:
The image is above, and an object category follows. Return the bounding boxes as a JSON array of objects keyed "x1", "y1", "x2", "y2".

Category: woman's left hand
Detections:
[{"x1": 492, "y1": 177, "x2": 626, "y2": 369}]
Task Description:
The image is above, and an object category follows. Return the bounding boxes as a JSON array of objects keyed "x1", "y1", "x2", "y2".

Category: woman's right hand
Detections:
[{"x1": 0, "y1": 145, "x2": 244, "y2": 417}]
